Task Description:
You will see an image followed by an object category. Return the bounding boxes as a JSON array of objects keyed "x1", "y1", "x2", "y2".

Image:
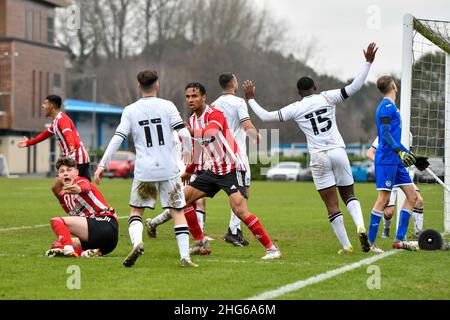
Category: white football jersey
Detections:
[
  {"x1": 278, "y1": 90, "x2": 348, "y2": 154},
  {"x1": 212, "y1": 94, "x2": 250, "y2": 156},
  {"x1": 115, "y1": 97, "x2": 185, "y2": 181}
]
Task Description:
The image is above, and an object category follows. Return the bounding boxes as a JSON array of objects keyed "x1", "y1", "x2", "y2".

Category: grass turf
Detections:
[{"x1": 0, "y1": 178, "x2": 448, "y2": 300}]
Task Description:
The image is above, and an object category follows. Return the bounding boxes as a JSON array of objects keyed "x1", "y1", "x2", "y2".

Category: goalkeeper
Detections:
[{"x1": 367, "y1": 76, "x2": 429, "y2": 252}]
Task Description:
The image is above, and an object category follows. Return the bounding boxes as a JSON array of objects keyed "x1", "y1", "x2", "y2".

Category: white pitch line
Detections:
[
  {"x1": 0, "y1": 224, "x2": 48, "y2": 232},
  {"x1": 0, "y1": 216, "x2": 129, "y2": 233},
  {"x1": 246, "y1": 250, "x2": 400, "y2": 300}
]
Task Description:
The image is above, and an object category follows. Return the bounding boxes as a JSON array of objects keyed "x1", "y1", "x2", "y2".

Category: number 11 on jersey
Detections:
[{"x1": 139, "y1": 119, "x2": 165, "y2": 147}]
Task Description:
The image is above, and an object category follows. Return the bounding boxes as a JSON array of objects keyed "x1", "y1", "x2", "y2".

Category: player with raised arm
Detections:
[
  {"x1": 243, "y1": 43, "x2": 379, "y2": 254},
  {"x1": 366, "y1": 76, "x2": 429, "y2": 252},
  {"x1": 183, "y1": 82, "x2": 281, "y2": 260},
  {"x1": 212, "y1": 73, "x2": 260, "y2": 247},
  {"x1": 17, "y1": 95, "x2": 91, "y2": 210},
  {"x1": 46, "y1": 157, "x2": 118, "y2": 258},
  {"x1": 367, "y1": 136, "x2": 424, "y2": 239},
  {"x1": 94, "y1": 70, "x2": 197, "y2": 268}
]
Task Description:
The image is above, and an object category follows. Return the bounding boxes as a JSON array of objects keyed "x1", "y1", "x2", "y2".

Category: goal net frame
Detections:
[{"x1": 400, "y1": 14, "x2": 450, "y2": 234}]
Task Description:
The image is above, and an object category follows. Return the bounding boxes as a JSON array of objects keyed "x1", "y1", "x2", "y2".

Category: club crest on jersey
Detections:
[{"x1": 386, "y1": 181, "x2": 392, "y2": 188}]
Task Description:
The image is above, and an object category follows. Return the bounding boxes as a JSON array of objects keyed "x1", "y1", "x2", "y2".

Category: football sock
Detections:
[
  {"x1": 345, "y1": 197, "x2": 365, "y2": 232},
  {"x1": 128, "y1": 215, "x2": 143, "y2": 248},
  {"x1": 174, "y1": 224, "x2": 190, "y2": 260},
  {"x1": 328, "y1": 212, "x2": 351, "y2": 250},
  {"x1": 229, "y1": 210, "x2": 242, "y2": 235},
  {"x1": 243, "y1": 214, "x2": 273, "y2": 249},
  {"x1": 368, "y1": 209, "x2": 383, "y2": 243},
  {"x1": 396, "y1": 208, "x2": 412, "y2": 241},
  {"x1": 383, "y1": 213, "x2": 393, "y2": 231},
  {"x1": 152, "y1": 209, "x2": 172, "y2": 226},
  {"x1": 50, "y1": 217, "x2": 73, "y2": 247},
  {"x1": 184, "y1": 205, "x2": 204, "y2": 241},
  {"x1": 196, "y1": 210, "x2": 206, "y2": 231},
  {"x1": 74, "y1": 247, "x2": 83, "y2": 256},
  {"x1": 412, "y1": 207, "x2": 424, "y2": 234}
]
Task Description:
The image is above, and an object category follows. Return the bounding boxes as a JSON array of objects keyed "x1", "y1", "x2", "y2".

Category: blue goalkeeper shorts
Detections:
[{"x1": 375, "y1": 164, "x2": 413, "y2": 191}]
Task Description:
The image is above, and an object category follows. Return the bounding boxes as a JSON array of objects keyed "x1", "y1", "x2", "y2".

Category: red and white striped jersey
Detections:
[
  {"x1": 188, "y1": 114, "x2": 210, "y2": 172},
  {"x1": 27, "y1": 112, "x2": 90, "y2": 164},
  {"x1": 190, "y1": 105, "x2": 247, "y2": 175},
  {"x1": 58, "y1": 177, "x2": 117, "y2": 222}
]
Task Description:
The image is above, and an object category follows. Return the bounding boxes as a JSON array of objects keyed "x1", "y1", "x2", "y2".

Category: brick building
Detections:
[{"x1": 0, "y1": 0, "x2": 66, "y2": 174}]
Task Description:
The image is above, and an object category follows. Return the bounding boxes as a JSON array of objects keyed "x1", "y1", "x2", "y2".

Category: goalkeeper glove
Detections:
[
  {"x1": 414, "y1": 155, "x2": 430, "y2": 171},
  {"x1": 396, "y1": 150, "x2": 416, "y2": 167}
]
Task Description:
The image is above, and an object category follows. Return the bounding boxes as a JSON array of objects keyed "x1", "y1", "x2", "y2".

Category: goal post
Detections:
[{"x1": 400, "y1": 14, "x2": 450, "y2": 234}]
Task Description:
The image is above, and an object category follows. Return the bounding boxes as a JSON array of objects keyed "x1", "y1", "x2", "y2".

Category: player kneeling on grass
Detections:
[{"x1": 46, "y1": 157, "x2": 119, "y2": 258}]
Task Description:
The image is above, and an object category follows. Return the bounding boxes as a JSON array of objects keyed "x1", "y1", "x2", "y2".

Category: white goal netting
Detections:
[{"x1": 402, "y1": 15, "x2": 450, "y2": 233}]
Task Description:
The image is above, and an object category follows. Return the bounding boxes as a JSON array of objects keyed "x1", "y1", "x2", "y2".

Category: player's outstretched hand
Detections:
[
  {"x1": 94, "y1": 166, "x2": 104, "y2": 185},
  {"x1": 63, "y1": 184, "x2": 82, "y2": 195},
  {"x1": 364, "y1": 42, "x2": 378, "y2": 63},
  {"x1": 414, "y1": 155, "x2": 430, "y2": 171},
  {"x1": 243, "y1": 80, "x2": 256, "y2": 100},
  {"x1": 16, "y1": 136, "x2": 29, "y2": 148}
]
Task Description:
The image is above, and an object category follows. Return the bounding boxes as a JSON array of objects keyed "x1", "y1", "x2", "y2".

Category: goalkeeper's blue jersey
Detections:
[{"x1": 375, "y1": 98, "x2": 403, "y2": 165}]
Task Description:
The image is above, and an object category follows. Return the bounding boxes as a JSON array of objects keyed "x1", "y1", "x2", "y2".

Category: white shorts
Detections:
[
  {"x1": 387, "y1": 184, "x2": 420, "y2": 207},
  {"x1": 310, "y1": 147, "x2": 354, "y2": 191},
  {"x1": 130, "y1": 177, "x2": 186, "y2": 209}
]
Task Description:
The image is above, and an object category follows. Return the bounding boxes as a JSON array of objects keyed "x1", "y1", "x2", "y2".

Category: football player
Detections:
[
  {"x1": 242, "y1": 43, "x2": 379, "y2": 254},
  {"x1": 94, "y1": 70, "x2": 197, "y2": 268}
]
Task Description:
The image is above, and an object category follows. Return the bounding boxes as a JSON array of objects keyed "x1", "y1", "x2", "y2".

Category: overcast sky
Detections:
[{"x1": 262, "y1": 0, "x2": 450, "y2": 82}]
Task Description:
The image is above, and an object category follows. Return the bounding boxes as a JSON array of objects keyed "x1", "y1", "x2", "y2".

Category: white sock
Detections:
[
  {"x1": 229, "y1": 210, "x2": 241, "y2": 235},
  {"x1": 128, "y1": 216, "x2": 143, "y2": 248},
  {"x1": 152, "y1": 209, "x2": 172, "y2": 227},
  {"x1": 345, "y1": 198, "x2": 365, "y2": 231},
  {"x1": 329, "y1": 212, "x2": 351, "y2": 249},
  {"x1": 63, "y1": 245, "x2": 75, "y2": 255},
  {"x1": 413, "y1": 208, "x2": 424, "y2": 233},
  {"x1": 196, "y1": 210, "x2": 205, "y2": 231},
  {"x1": 174, "y1": 224, "x2": 190, "y2": 260}
]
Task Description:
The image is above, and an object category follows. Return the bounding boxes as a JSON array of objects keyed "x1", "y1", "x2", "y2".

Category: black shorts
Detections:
[
  {"x1": 77, "y1": 163, "x2": 91, "y2": 181},
  {"x1": 189, "y1": 169, "x2": 248, "y2": 199},
  {"x1": 81, "y1": 216, "x2": 119, "y2": 255}
]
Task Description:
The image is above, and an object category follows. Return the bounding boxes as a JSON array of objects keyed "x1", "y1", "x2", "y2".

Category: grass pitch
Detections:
[{"x1": 0, "y1": 178, "x2": 449, "y2": 300}]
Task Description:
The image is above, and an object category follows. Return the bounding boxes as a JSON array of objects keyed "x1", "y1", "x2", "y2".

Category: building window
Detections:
[
  {"x1": 47, "y1": 17, "x2": 55, "y2": 45},
  {"x1": 25, "y1": 10, "x2": 33, "y2": 40},
  {"x1": 53, "y1": 73, "x2": 61, "y2": 88}
]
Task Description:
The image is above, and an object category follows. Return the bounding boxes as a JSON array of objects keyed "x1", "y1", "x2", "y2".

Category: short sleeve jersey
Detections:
[
  {"x1": 212, "y1": 94, "x2": 250, "y2": 157},
  {"x1": 115, "y1": 97, "x2": 185, "y2": 181}
]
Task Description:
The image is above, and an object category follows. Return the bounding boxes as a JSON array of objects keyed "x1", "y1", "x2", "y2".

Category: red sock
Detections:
[
  {"x1": 50, "y1": 217, "x2": 73, "y2": 247},
  {"x1": 244, "y1": 214, "x2": 273, "y2": 249},
  {"x1": 51, "y1": 240, "x2": 63, "y2": 249},
  {"x1": 184, "y1": 204, "x2": 204, "y2": 241},
  {"x1": 74, "y1": 247, "x2": 83, "y2": 256}
]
